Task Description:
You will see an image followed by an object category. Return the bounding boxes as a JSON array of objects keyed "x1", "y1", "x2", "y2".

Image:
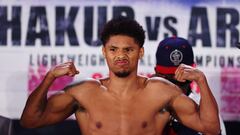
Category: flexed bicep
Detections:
[
  {"x1": 170, "y1": 94, "x2": 205, "y2": 133},
  {"x1": 38, "y1": 92, "x2": 78, "y2": 126}
]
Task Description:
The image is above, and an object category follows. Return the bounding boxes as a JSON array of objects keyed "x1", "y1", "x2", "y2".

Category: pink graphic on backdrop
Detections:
[
  {"x1": 220, "y1": 67, "x2": 240, "y2": 120},
  {"x1": 28, "y1": 65, "x2": 74, "y2": 94},
  {"x1": 190, "y1": 63, "x2": 200, "y2": 94},
  {"x1": 190, "y1": 81, "x2": 200, "y2": 94}
]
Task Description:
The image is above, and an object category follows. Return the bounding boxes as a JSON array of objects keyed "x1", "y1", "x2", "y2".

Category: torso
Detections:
[{"x1": 68, "y1": 77, "x2": 176, "y2": 135}]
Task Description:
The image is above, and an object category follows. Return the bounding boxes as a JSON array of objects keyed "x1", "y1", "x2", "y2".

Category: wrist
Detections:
[
  {"x1": 196, "y1": 71, "x2": 206, "y2": 84},
  {"x1": 45, "y1": 71, "x2": 56, "y2": 81}
]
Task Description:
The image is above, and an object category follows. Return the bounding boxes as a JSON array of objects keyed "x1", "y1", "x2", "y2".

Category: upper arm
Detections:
[
  {"x1": 38, "y1": 91, "x2": 77, "y2": 126},
  {"x1": 148, "y1": 77, "x2": 204, "y2": 131},
  {"x1": 39, "y1": 80, "x2": 99, "y2": 126},
  {"x1": 170, "y1": 94, "x2": 204, "y2": 132}
]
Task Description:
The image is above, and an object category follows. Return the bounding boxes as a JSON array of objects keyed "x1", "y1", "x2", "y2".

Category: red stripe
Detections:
[
  {"x1": 155, "y1": 65, "x2": 177, "y2": 74},
  {"x1": 155, "y1": 64, "x2": 195, "y2": 74}
]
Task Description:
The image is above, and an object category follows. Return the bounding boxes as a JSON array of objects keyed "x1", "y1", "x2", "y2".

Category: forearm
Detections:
[
  {"x1": 20, "y1": 72, "x2": 55, "y2": 127},
  {"x1": 197, "y1": 75, "x2": 220, "y2": 134}
]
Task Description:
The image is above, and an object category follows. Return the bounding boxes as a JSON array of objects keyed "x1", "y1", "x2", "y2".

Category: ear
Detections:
[
  {"x1": 102, "y1": 46, "x2": 106, "y2": 58},
  {"x1": 138, "y1": 47, "x2": 144, "y2": 59}
]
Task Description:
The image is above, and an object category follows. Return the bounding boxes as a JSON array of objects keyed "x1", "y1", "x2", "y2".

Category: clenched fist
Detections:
[
  {"x1": 174, "y1": 64, "x2": 205, "y2": 83},
  {"x1": 48, "y1": 62, "x2": 79, "y2": 78}
]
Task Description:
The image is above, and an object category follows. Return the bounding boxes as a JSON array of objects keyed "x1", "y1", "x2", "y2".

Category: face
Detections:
[{"x1": 102, "y1": 35, "x2": 144, "y2": 78}]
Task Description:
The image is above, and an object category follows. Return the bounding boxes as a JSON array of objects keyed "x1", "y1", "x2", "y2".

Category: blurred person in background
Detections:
[{"x1": 154, "y1": 36, "x2": 226, "y2": 135}]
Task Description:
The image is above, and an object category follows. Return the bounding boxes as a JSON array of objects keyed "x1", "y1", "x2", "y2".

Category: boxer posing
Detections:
[{"x1": 20, "y1": 17, "x2": 220, "y2": 135}]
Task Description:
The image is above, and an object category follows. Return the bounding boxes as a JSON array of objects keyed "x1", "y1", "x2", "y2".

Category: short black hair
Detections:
[{"x1": 100, "y1": 17, "x2": 145, "y2": 48}]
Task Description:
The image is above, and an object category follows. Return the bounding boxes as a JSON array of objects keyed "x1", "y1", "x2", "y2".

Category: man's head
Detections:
[
  {"x1": 101, "y1": 17, "x2": 145, "y2": 78},
  {"x1": 154, "y1": 36, "x2": 194, "y2": 95}
]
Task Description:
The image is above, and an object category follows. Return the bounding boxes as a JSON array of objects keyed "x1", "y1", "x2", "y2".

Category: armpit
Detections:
[
  {"x1": 76, "y1": 102, "x2": 86, "y2": 112},
  {"x1": 159, "y1": 103, "x2": 171, "y2": 114},
  {"x1": 159, "y1": 107, "x2": 168, "y2": 114}
]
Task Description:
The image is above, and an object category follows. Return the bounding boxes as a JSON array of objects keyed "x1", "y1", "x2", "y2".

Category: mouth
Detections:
[{"x1": 114, "y1": 60, "x2": 129, "y2": 66}]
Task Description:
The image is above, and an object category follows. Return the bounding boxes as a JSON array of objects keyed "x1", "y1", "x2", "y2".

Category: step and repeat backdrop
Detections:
[{"x1": 0, "y1": 0, "x2": 239, "y2": 121}]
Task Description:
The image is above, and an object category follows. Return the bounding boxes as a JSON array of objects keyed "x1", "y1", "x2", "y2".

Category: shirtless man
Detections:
[{"x1": 20, "y1": 17, "x2": 220, "y2": 135}]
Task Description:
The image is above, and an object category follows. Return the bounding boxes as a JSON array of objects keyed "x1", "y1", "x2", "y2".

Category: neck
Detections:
[{"x1": 107, "y1": 71, "x2": 140, "y2": 96}]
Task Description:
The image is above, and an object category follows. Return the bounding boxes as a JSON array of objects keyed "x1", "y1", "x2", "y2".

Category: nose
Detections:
[{"x1": 116, "y1": 50, "x2": 127, "y2": 59}]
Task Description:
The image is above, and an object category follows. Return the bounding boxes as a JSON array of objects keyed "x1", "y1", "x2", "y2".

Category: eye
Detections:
[
  {"x1": 124, "y1": 48, "x2": 133, "y2": 52},
  {"x1": 109, "y1": 48, "x2": 116, "y2": 52}
]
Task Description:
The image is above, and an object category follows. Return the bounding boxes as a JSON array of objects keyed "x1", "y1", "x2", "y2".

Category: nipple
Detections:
[
  {"x1": 96, "y1": 121, "x2": 102, "y2": 129},
  {"x1": 142, "y1": 121, "x2": 148, "y2": 128}
]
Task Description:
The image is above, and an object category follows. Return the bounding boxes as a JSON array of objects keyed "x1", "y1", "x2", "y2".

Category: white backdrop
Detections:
[{"x1": 0, "y1": 0, "x2": 239, "y2": 121}]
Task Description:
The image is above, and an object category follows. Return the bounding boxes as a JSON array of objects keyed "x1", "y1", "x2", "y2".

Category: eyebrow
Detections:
[
  {"x1": 109, "y1": 45, "x2": 134, "y2": 50},
  {"x1": 109, "y1": 45, "x2": 117, "y2": 48}
]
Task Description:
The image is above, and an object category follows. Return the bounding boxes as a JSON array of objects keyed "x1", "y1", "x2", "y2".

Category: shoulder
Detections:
[
  {"x1": 64, "y1": 78, "x2": 102, "y2": 94},
  {"x1": 145, "y1": 76, "x2": 183, "y2": 97},
  {"x1": 146, "y1": 76, "x2": 176, "y2": 88},
  {"x1": 147, "y1": 76, "x2": 169, "y2": 83}
]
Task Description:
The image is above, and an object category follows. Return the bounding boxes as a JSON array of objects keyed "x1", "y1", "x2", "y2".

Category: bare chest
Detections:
[{"x1": 75, "y1": 91, "x2": 169, "y2": 135}]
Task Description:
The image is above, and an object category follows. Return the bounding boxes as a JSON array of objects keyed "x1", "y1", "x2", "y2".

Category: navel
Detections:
[
  {"x1": 96, "y1": 121, "x2": 102, "y2": 129},
  {"x1": 141, "y1": 121, "x2": 148, "y2": 128}
]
